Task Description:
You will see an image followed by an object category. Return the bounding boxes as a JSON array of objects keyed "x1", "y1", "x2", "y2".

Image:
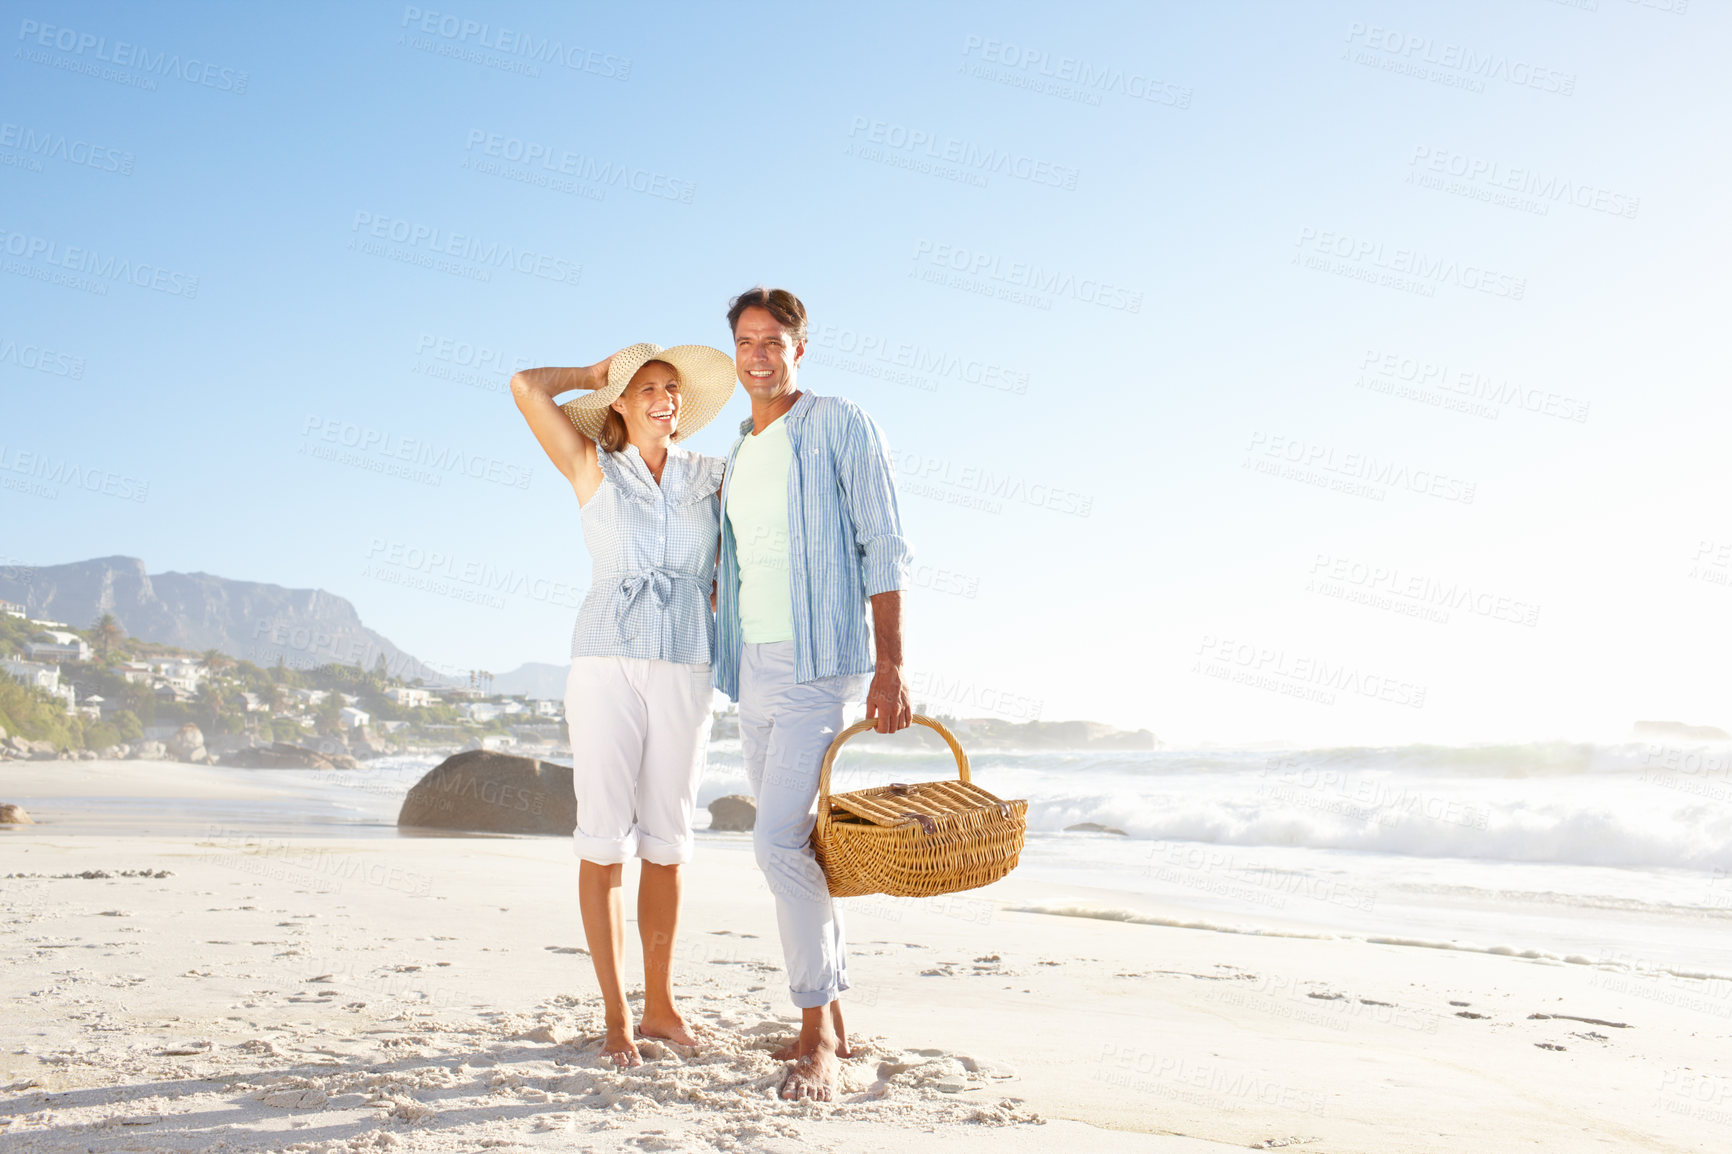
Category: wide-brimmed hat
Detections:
[{"x1": 560, "y1": 342, "x2": 736, "y2": 443}]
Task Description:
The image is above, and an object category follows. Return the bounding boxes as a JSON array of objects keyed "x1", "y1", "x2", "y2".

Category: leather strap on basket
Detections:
[
  {"x1": 816, "y1": 714, "x2": 972, "y2": 821},
  {"x1": 897, "y1": 812, "x2": 940, "y2": 835}
]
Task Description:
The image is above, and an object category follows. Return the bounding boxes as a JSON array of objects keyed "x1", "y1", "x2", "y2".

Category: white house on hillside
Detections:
[
  {"x1": 339, "y1": 705, "x2": 371, "y2": 729},
  {"x1": 0, "y1": 600, "x2": 25, "y2": 618},
  {"x1": 460, "y1": 701, "x2": 506, "y2": 723},
  {"x1": 388, "y1": 687, "x2": 431, "y2": 708},
  {"x1": 2, "y1": 659, "x2": 75, "y2": 713},
  {"x1": 3, "y1": 658, "x2": 60, "y2": 693},
  {"x1": 25, "y1": 631, "x2": 92, "y2": 663}
]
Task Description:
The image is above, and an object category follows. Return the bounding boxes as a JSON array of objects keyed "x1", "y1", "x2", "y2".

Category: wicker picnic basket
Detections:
[{"x1": 811, "y1": 714, "x2": 1027, "y2": 898}]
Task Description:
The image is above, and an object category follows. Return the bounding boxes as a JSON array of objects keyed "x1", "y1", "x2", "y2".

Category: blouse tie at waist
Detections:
[{"x1": 613, "y1": 566, "x2": 702, "y2": 642}]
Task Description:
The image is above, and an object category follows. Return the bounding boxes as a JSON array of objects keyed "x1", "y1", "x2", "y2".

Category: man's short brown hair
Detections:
[{"x1": 727, "y1": 286, "x2": 808, "y2": 342}]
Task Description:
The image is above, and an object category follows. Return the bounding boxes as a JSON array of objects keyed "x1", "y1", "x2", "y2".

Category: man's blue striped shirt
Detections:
[{"x1": 713, "y1": 391, "x2": 912, "y2": 702}]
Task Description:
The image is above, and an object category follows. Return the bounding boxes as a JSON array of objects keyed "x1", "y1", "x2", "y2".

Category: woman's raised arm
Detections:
[{"x1": 511, "y1": 356, "x2": 614, "y2": 497}]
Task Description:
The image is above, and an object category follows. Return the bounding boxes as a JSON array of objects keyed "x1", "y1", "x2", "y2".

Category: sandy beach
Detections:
[{"x1": 0, "y1": 759, "x2": 1723, "y2": 1153}]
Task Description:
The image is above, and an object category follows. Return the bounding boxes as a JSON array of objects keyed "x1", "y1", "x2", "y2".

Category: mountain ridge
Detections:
[{"x1": 0, "y1": 556, "x2": 460, "y2": 685}]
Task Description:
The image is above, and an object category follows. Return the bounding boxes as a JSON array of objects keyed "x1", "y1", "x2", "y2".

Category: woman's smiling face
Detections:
[{"x1": 612, "y1": 359, "x2": 681, "y2": 442}]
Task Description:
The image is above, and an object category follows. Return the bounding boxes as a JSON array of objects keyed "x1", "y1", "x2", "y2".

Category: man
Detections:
[{"x1": 714, "y1": 286, "x2": 912, "y2": 1101}]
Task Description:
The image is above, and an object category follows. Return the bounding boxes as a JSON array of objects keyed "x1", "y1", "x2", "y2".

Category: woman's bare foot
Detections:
[
  {"x1": 779, "y1": 1044, "x2": 840, "y2": 1101},
  {"x1": 601, "y1": 1023, "x2": 642, "y2": 1068},
  {"x1": 771, "y1": 1001, "x2": 850, "y2": 1061},
  {"x1": 636, "y1": 1009, "x2": 697, "y2": 1048}
]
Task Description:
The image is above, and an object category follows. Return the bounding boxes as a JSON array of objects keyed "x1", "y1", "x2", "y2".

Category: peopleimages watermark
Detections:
[
  {"x1": 1355, "y1": 348, "x2": 1589, "y2": 424},
  {"x1": 0, "y1": 334, "x2": 86, "y2": 380},
  {"x1": 1639, "y1": 742, "x2": 1732, "y2": 804},
  {"x1": 895, "y1": 449, "x2": 1093, "y2": 517},
  {"x1": 1541, "y1": 0, "x2": 1688, "y2": 15},
  {"x1": 204, "y1": 827, "x2": 434, "y2": 898},
  {"x1": 908, "y1": 561, "x2": 981, "y2": 600},
  {"x1": 0, "y1": 443, "x2": 148, "y2": 503},
  {"x1": 1658, "y1": 1069, "x2": 1732, "y2": 1130},
  {"x1": 1259, "y1": 757, "x2": 1491, "y2": 831},
  {"x1": 1193, "y1": 633, "x2": 1428, "y2": 709},
  {"x1": 959, "y1": 36, "x2": 1192, "y2": 110},
  {"x1": 1406, "y1": 146, "x2": 1638, "y2": 220},
  {"x1": 1197, "y1": 969, "x2": 1439, "y2": 1034},
  {"x1": 1307, "y1": 552, "x2": 1541, "y2": 628},
  {"x1": 15, "y1": 17, "x2": 249, "y2": 94},
  {"x1": 1342, "y1": 22, "x2": 1577, "y2": 96},
  {"x1": 1243, "y1": 431, "x2": 1476, "y2": 505},
  {"x1": 0, "y1": 227, "x2": 200, "y2": 298},
  {"x1": 806, "y1": 322, "x2": 1029, "y2": 397},
  {"x1": 0, "y1": 121, "x2": 133, "y2": 176},
  {"x1": 248, "y1": 617, "x2": 457, "y2": 683},
  {"x1": 461, "y1": 129, "x2": 694, "y2": 204},
  {"x1": 1096, "y1": 1042, "x2": 1327, "y2": 1116},
  {"x1": 362, "y1": 538, "x2": 581, "y2": 610},
  {"x1": 1294, "y1": 227, "x2": 1526, "y2": 302},
  {"x1": 348, "y1": 210, "x2": 581, "y2": 287},
  {"x1": 1588, "y1": 949, "x2": 1731, "y2": 1021},
  {"x1": 1688, "y1": 538, "x2": 1732, "y2": 592},
  {"x1": 911, "y1": 238, "x2": 1142, "y2": 314},
  {"x1": 906, "y1": 670, "x2": 1042, "y2": 722},
  {"x1": 1147, "y1": 840, "x2": 1379, "y2": 912},
  {"x1": 298, "y1": 415, "x2": 534, "y2": 490},
  {"x1": 398, "y1": 7, "x2": 630, "y2": 80},
  {"x1": 412, "y1": 332, "x2": 533, "y2": 395},
  {"x1": 843, "y1": 891, "x2": 995, "y2": 928},
  {"x1": 845, "y1": 116, "x2": 1080, "y2": 190}
]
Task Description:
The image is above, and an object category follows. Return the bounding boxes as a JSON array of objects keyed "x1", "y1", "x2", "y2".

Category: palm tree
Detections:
[
  {"x1": 200, "y1": 649, "x2": 235, "y2": 681},
  {"x1": 314, "y1": 693, "x2": 344, "y2": 737},
  {"x1": 196, "y1": 682, "x2": 227, "y2": 732},
  {"x1": 92, "y1": 614, "x2": 124, "y2": 662}
]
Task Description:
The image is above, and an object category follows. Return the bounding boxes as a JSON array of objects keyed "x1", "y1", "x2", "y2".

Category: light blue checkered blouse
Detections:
[{"x1": 570, "y1": 444, "x2": 726, "y2": 665}]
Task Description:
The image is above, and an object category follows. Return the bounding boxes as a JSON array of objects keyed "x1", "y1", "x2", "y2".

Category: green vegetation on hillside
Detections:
[{"x1": 1, "y1": 612, "x2": 546, "y2": 751}]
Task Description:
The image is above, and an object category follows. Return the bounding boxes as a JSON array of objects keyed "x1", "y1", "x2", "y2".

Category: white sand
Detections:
[{"x1": 0, "y1": 760, "x2": 1722, "y2": 1152}]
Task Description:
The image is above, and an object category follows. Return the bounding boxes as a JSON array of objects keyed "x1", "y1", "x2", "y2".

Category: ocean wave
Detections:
[{"x1": 700, "y1": 740, "x2": 1732, "y2": 870}]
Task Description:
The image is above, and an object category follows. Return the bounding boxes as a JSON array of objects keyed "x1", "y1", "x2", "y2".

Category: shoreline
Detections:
[{"x1": 2, "y1": 761, "x2": 1725, "y2": 1151}]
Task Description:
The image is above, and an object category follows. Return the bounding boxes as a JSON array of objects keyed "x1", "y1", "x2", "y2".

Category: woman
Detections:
[{"x1": 511, "y1": 342, "x2": 735, "y2": 1067}]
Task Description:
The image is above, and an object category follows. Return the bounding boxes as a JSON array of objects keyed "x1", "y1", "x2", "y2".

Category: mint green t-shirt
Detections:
[{"x1": 725, "y1": 415, "x2": 795, "y2": 644}]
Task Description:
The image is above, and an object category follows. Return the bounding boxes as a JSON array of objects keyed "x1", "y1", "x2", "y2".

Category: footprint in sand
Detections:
[{"x1": 257, "y1": 1078, "x2": 328, "y2": 1109}]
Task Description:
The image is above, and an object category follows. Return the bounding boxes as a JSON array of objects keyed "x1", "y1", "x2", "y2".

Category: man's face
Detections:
[{"x1": 733, "y1": 306, "x2": 804, "y2": 402}]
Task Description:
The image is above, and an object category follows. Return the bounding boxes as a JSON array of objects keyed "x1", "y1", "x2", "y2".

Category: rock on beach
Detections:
[
  {"x1": 398, "y1": 750, "x2": 576, "y2": 836},
  {"x1": 707, "y1": 794, "x2": 757, "y2": 832}
]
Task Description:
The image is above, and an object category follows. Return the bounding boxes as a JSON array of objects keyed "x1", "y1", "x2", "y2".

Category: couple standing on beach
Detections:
[{"x1": 510, "y1": 287, "x2": 912, "y2": 1101}]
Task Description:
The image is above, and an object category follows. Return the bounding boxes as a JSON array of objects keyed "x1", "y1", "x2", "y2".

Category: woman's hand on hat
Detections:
[
  {"x1": 510, "y1": 348, "x2": 628, "y2": 400},
  {"x1": 581, "y1": 346, "x2": 638, "y2": 392}
]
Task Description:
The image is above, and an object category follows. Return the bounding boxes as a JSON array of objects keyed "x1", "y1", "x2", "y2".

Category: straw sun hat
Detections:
[{"x1": 560, "y1": 342, "x2": 736, "y2": 444}]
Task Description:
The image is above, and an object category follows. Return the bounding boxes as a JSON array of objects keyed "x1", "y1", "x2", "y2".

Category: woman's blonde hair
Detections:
[{"x1": 598, "y1": 359, "x2": 678, "y2": 453}]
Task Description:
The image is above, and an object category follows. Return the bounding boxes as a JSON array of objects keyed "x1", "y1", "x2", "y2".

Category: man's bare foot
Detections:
[
  {"x1": 779, "y1": 1045, "x2": 840, "y2": 1101},
  {"x1": 601, "y1": 1023, "x2": 641, "y2": 1068},
  {"x1": 771, "y1": 1002, "x2": 850, "y2": 1061},
  {"x1": 635, "y1": 1009, "x2": 697, "y2": 1048}
]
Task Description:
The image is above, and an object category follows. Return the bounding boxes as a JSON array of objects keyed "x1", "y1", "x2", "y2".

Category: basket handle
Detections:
[{"x1": 816, "y1": 714, "x2": 971, "y2": 812}]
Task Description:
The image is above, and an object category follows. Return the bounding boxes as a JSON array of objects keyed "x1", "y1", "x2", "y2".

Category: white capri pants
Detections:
[{"x1": 564, "y1": 656, "x2": 713, "y2": 866}]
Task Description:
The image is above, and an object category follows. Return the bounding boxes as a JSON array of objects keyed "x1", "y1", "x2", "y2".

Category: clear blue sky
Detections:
[{"x1": 5, "y1": 0, "x2": 1727, "y2": 745}]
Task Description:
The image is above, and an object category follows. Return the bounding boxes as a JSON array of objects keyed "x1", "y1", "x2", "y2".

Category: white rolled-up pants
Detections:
[
  {"x1": 739, "y1": 640, "x2": 867, "y2": 1010},
  {"x1": 564, "y1": 655, "x2": 713, "y2": 866}
]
